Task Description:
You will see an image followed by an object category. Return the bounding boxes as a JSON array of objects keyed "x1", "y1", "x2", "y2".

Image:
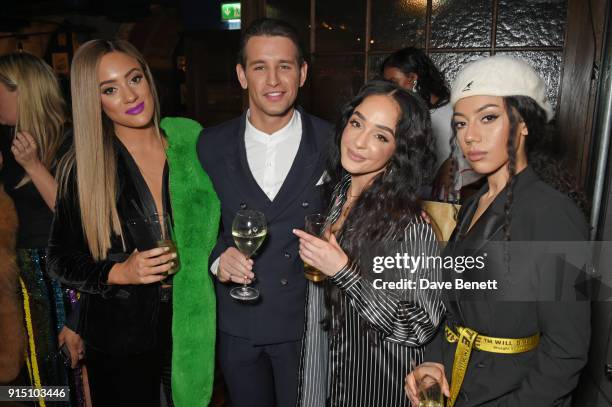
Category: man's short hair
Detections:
[{"x1": 238, "y1": 18, "x2": 305, "y2": 67}]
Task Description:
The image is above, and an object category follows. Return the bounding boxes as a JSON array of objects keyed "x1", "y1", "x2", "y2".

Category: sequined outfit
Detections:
[
  {"x1": 18, "y1": 249, "x2": 84, "y2": 407},
  {"x1": 1, "y1": 130, "x2": 83, "y2": 406}
]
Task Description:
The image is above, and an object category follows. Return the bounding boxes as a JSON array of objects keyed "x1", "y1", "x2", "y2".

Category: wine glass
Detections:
[{"x1": 230, "y1": 209, "x2": 267, "y2": 301}]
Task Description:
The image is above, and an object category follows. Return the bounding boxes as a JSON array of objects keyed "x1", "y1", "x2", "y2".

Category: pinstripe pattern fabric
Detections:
[{"x1": 297, "y1": 176, "x2": 445, "y2": 407}]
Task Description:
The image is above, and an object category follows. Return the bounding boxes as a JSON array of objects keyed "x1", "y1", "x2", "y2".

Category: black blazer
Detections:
[
  {"x1": 47, "y1": 140, "x2": 169, "y2": 355},
  {"x1": 197, "y1": 108, "x2": 331, "y2": 345},
  {"x1": 425, "y1": 166, "x2": 590, "y2": 406}
]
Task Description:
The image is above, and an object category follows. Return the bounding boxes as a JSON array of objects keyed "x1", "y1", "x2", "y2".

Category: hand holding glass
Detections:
[
  {"x1": 415, "y1": 371, "x2": 444, "y2": 407},
  {"x1": 303, "y1": 213, "x2": 328, "y2": 282},
  {"x1": 230, "y1": 210, "x2": 267, "y2": 301},
  {"x1": 125, "y1": 213, "x2": 180, "y2": 277}
]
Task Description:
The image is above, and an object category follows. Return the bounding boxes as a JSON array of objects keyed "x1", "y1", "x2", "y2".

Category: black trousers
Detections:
[
  {"x1": 86, "y1": 300, "x2": 173, "y2": 407},
  {"x1": 218, "y1": 331, "x2": 301, "y2": 407}
]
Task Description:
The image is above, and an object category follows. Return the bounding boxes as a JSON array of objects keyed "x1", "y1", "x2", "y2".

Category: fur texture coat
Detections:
[{"x1": 0, "y1": 183, "x2": 24, "y2": 383}]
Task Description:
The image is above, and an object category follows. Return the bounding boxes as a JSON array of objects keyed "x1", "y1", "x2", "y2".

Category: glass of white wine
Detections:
[{"x1": 230, "y1": 209, "x2": 267, "y2": 301}]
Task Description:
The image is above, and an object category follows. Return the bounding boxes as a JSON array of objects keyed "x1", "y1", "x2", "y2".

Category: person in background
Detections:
[
  {"x1": 381, "y1": 47, "x2": 482, "y2": 201},
  {"x1": 0, "y1": 182, "x2": 23, "y2": 384},
  {"x1": 405, "y1": 56, "x2": 590, "y2": 407},
  {"x1": 0, "y1": 52, "x2": 85, "y2": 406},
  {"x1": 197, "y1": 18, "x2": 331, "y2": 407},
  {"x1": 47, "y1": 39, "x2": 219, "y2": 407},
  {"x1": 293, "y1": 80, "x2": 444, "y2": 407}
]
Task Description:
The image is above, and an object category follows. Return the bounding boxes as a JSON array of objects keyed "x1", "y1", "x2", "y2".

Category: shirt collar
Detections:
[{"x1": 245, "y1": 109, "x2": 301, "y2": 144}]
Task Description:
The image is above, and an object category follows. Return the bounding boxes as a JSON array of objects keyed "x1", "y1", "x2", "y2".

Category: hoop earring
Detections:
[{"x1": 412, "y1": 80, "x2": 419, "y2": 93}]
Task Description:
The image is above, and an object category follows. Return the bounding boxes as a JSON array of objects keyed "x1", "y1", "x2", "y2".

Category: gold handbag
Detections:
[{"x1": 422, "y1": 200, "x2": 461, "y2": 242}]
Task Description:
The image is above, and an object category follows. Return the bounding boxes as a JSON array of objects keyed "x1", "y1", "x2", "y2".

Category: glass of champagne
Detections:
[
  {"x1": 230, "y1": 209, "x2": 267, "y2": 301},
  {"x1": 303, "y1": 213, "x2": 328, "y2": 282},
  {"x1": 125, "y1": 213, "x2": 180, "y2": 278},
  {"x1": 415, "y1": 371, "x2": 444, "y2": 407},
  {"x1": 156, "y1": 214, "x2": 180, "y2": 276}
]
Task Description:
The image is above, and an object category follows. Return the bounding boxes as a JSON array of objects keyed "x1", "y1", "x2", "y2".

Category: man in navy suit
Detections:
[{"x1": 197, "y1": 18, "x2": 331, "y2": 407}]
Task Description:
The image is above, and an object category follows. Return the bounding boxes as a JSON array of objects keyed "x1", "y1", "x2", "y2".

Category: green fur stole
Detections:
[{"x1": 162, "y1": 117, "x2": 220, "y2": 407}]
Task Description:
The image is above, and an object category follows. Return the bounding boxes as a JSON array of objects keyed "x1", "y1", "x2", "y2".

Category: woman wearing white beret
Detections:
[{"x1": 405, "y1": 56, "x2": 590, "y2": 407}]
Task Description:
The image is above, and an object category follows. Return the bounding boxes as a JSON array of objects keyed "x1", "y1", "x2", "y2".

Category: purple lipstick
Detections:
[{"x1": 126, "y1": 102, "x2": 145, "y2": 115}]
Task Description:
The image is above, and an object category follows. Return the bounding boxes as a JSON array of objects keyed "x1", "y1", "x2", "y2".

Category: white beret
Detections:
[{"x1": 450, "y1": 55, "x2": 554, "y2": 121}]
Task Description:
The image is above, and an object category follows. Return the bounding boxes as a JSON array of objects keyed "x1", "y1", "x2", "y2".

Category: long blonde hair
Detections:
[
  {"x1": 0, "y1": 52, "x2": 67, "y2": 187},
  {"x1": 62, "y1": 39, "x2": 161, "y2": 260}
]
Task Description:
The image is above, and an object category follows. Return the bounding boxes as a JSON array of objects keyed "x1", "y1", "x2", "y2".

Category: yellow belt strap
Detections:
[
  {"x1": 19, "y1": 277, "x2": 46, "y2": 407},
  {"x1": 444, "y1": 325, "x2": 539, "y2": 407}
]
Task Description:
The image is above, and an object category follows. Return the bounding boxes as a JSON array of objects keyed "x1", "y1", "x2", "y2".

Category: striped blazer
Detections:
[{"x1": 297, "y1": 175, "x2": 445, "y2": 407}]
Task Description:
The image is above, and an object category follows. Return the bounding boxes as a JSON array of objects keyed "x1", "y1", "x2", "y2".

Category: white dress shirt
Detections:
[
  {"x1": 245, "y1": 109, "x2": 302, "y2": 200},
  {"x1": 211, "y1": 109, "x2": 303, "y2": 275}
]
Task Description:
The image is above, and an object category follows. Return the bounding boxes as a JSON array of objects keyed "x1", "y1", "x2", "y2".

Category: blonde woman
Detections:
[
  {"x1": 0, "y1": 52, "x2": 84, "y2": 402},
  {"x1": 47, "y1": 40, "x2": 219, "y2": 407}
]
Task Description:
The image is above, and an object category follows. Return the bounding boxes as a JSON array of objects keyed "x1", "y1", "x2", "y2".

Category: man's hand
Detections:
[{"x1": 217, "y1": 247, "x2": 254, "y2": 284}]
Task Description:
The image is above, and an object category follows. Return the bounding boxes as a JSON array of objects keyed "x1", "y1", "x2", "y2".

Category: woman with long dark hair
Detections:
[
  {"x1": 405, "y1": 56, "x2": 590, "y2": 406},
  {"x1": 381, "y1": 47, "x2": 481, "y2": 200},
  {"x1": 294, "y1": 80, "x2": 444, "y2": 407}
]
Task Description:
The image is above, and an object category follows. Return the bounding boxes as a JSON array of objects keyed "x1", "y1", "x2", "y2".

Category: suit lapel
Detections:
[
  {"x1": 446, "y1": 183, "x2": 505, "y2": 318},
  {"x1": 466, "y1": 200, "x2": 506, "y2": 254},
  {"x1": 224, "y1": 113, "x2": 273, "y2": 210},
  {"x1": 265, "y1": 110, "x2": 321, "y2": 223},
  {"x1": 457, "y1": 182, "x2": 506, "y2": 254},
  {"x1": 460, "y1": 166, "x2": 542, "y2": 248},
  {"x1": 448, "y1": 167, "x2": 540, "y2": 314}
]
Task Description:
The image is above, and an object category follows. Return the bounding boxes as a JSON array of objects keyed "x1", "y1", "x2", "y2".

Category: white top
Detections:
[
  {"x1": 430, "y1": 103, "x2": 482, "y2": 194},
  {"x1": 431, "y1": 103, "x2": 454, "y2": 171},
  {"x1": 245, "y1": 109, "x2": 302, "y2": 201},
  {"x1": 211, "y1": 109, "x2": 303, "y2": 275}
]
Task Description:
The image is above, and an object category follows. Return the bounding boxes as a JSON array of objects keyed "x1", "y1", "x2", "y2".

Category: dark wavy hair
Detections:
[
  {"x1": 323, "y1": 80, "x2": 436, "y2": 336},
  {"x1": 380, "y1": 47, "x2": 450, "y2": 109},
  {"x1": 449, "y1": 96, "x2": 589, "y2": 240}
]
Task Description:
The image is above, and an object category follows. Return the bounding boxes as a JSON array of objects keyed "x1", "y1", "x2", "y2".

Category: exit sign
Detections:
[{"x1": 221, "y1": 3, "x2": 241, "y2": 21}]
